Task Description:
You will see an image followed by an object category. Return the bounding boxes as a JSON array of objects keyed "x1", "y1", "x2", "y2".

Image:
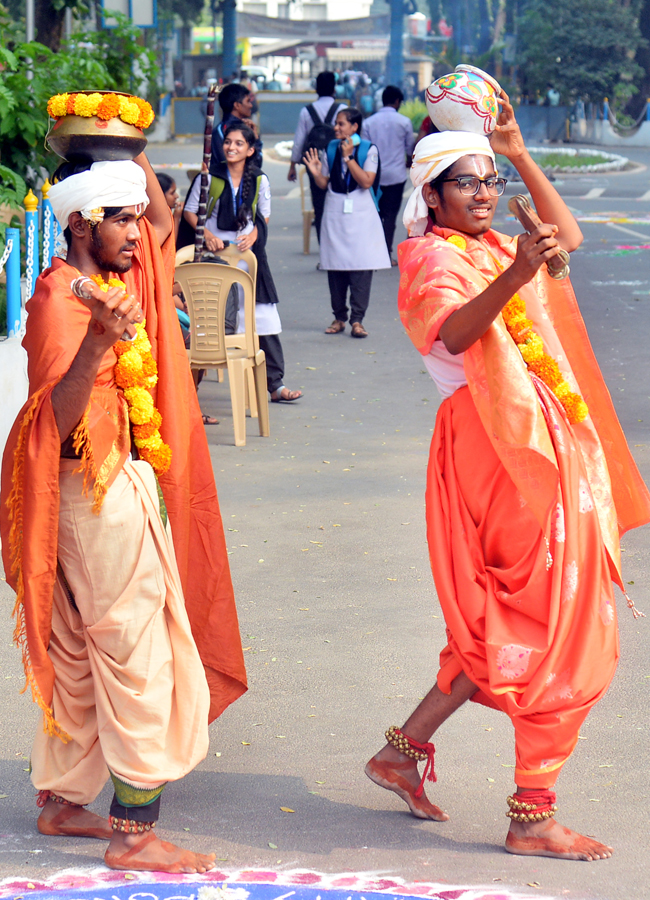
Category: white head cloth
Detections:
[
  {"x1": 403, "y1": 131, "x2": 495, "y2": 237},
  {"x1": 48, "y1": 159, "x2": 149, "y2": 240}
]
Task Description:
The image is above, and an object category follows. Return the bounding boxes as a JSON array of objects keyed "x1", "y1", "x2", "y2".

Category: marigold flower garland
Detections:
[
  {"x1": 89, "y1": 274, "x2": 172, "y2": 475},
  {"x1": 47, "y1": 92, "x2": 154, "y2": 130},
  {"x1": 445, "y1": 234, "x2": 589, "y2": 424}
]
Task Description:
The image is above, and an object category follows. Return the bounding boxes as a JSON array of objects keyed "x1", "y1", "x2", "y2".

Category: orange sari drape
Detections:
[
  {"x1": 0, "y1": 218, "x2": 247, "y2": 738},
  {"x1": 398, "y1": 227, "x2": 650, "y2": 788}
]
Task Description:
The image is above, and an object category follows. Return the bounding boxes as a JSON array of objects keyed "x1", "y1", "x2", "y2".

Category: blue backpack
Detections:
[{"x1": 326, "y1": 138, "x2": 382, "y2": 209}]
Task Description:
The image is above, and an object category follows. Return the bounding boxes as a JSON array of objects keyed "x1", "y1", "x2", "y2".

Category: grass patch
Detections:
[{"x1": 530, "y1": 151, "x2": 613, "y2": 169}]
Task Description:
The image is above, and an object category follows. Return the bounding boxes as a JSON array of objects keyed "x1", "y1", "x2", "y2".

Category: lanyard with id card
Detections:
[{"x1": 343, "y1": 196, "x2": 354, "y2": 214}]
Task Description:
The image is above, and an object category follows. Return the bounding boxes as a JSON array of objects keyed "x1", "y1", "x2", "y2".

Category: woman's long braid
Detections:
[{"x1": 234, "y1": 153, "x2": 255, "y2": 232}]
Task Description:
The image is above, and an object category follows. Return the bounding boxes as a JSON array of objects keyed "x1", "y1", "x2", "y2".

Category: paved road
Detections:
[{"x1": 1, "y1": 141, "x2": 650, "y2": 899}]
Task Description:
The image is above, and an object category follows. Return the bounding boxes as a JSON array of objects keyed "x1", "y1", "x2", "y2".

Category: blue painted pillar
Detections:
[
  {"x1": 386, "y1": 0, "x2": 404, "y2": 88},
  {"x1": 5, "y1": 227, "x2": 21, "y2": 337},
  {"x1": 23, "y1": 188, "x2": 39, "y2": 299},
  {"x1": 222, "y1": 0, "x2": 237, "y2": 80},
  {"x1": 41, "y1": 178, "x2": 56, "y2": 270}
]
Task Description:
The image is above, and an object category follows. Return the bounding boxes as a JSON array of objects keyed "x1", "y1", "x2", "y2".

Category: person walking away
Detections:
[
  {"x1": 210, "y1": 83, "x2": 262, "y2": 170},
  {"x1": 288, "y1": 71, "x2": 346, "y2": 244},
  {"x1": 184, "y1": 124, "x2": 302, "y2": 402},
  {"x1": 365, "y1": 93, "x2": 650, "y2": 860},
  {"x1": 303, "y1": 107, "x2": 390, "y2": 338},
  {"x1": 0, "y1": 149, "x2": 247, "y2": 872},
  {"x1": 362, "y1": 85, "x2": 415, "y2": 265}
]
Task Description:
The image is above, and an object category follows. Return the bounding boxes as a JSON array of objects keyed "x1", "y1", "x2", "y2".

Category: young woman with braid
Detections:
[{"x1": 183, "y1": 123, "x2": 302, "y2": 403}]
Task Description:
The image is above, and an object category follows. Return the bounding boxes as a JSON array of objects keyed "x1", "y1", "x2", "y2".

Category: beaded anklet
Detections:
[
  {"x1": 385, "y1": 725, "x2": 437, "y2": 798},
  {"x1": 109, "y1": 815, "x2": 155, "y2": 834},
  {"x1": 506, "y1": 790, "x2": 558, "y2": 822},
  {"x1": 36, "y1": 790, "x2": 82, "y2": 808}
]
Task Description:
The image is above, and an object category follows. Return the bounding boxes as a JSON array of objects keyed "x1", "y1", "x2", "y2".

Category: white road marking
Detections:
[
  {"x1": 638, "y1": 189, "x2": 650, "y2": 201},
  {"x1": 283, "y1": 186, "x2": 302, "y2": 199},
  {"x1": 605, "y1": 222, "x2": 650, "y2": 240},
  {"x1": 582, "y1": 187, "x2": 606, "y2": 199}
]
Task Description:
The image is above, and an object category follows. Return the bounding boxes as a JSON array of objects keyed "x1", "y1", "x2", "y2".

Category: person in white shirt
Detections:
[
  {"x1": 362, "y1": 85, "x2": 415, "y2": 265},
  {"x1": 288, "y1": 71, "x2": 347, "y2": 244}
]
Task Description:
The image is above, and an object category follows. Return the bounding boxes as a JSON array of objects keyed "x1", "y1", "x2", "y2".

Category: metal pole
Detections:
[
  {"x1": 6, "y1": 228, "x2": 21, "y2": 338},
  {"x1": 25, "y1": 0, "x2": 34, "y2": 41},
  {"x1": 222, "y1": 0, "x2": 237, "y2": 80},
  {"x1": 386, "y1": 0, "x2": 404, "y2": 87}
]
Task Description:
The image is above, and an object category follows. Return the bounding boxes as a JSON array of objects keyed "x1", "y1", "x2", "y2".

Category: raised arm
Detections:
[
  {"x1": 133, "y1": 152, "x2": 173, "y2": 247},
  {"x1": 490, "y1": 91, "x2": 583, "y2": 253}
]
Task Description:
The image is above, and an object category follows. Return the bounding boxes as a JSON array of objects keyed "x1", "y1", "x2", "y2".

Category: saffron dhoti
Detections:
[{"x1": 428, "y1": 383, "x2": 618, "y2": 787}]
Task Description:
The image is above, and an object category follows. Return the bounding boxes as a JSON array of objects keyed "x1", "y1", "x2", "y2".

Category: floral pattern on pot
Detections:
[{"x1": 425, "y1": 70, "x2": 499, "y2": 135}]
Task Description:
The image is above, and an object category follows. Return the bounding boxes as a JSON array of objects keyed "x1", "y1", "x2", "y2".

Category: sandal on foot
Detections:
[
  {"x1": 271, "y1": 387, "x2": 303, "y2": 402},
  {"x1": 364, "y1": 757, "x2": 449, "y2": 821},
  {"x1": 202, "y1": 414, "x2": 219, "y2": 425},
  {"x1": 325, "y1": 320, "x2": 346, "y2": 334},
  {"x1": 351, "y1": 322, "x2": 368, "y2": 338}
]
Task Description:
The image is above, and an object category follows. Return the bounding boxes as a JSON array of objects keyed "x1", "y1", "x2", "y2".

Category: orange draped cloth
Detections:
[
  {"x1": 398, "y1": 226, "x2": 650, "y2": 788},
  {"x1": 0, "y1": 217, "x2": 247, "y2": 739}
]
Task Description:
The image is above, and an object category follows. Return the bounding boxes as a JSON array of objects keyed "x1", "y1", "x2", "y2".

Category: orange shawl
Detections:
[
  {"x1": 0, "y1": 218, "x2": 247, "y2": 738},
  {"x1": 398, "y1": 226, "x2": 650, "y2": 580}
]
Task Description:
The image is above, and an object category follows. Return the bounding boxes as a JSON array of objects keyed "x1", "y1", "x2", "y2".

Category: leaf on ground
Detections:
[
  {"x1": 309, "y1": 541, "x2": 322, "y2": 545},
  {"x1": 307, "y1": 714, "x2": 316, "y2": 717},
  {"x1": 215, "y1": 752, "x2": 221, "y2": 757},
  {"x1": 323, "y1": 460, "x2": 330, "y2": 464},
  {"x1": 124, "y1": 874, "x2": 136, "y2": 880},
  {"x1": 387, "y1": 577, "x2": 397, "y2": 581},
  {"x1": 333, "y1": 523, "x2": 341, "y2": 527},
  {"x1": 0, "y1": 793, "x2": 7, "y2": 798},
  {"x1": 183, "y1": 827, "x2": 190, "y2": 831},
  {"x1": 305, "y1": 366, "x2": 317, "y2": 370},
  {"x1": 280, "y1": 807, "x2": 295, "y2": 813},
  {"x1": 589, "y1": 798, "x2": 601, "y2": 802},
  {"x1": 315, "y1": 780, "x2": 325, "y2": 784},
  {"x1": 527, "y1": 883, "x2": 540, "y2": 888},
  {"x1": 598, "y1": 764, "x2": 612, "y2": 768},
  {"x1": 487, "y1": 777, "x2": 495, "y2": 783},
  {"x1": 268, "y1": 842, "x2": 278, "y2": 849},
  {"x1": 241, "y1": 741, "x2": 251, "y2": 745}
]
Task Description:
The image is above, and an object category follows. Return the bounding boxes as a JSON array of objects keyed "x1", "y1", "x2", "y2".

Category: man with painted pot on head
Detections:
[
  {"x1": 0, "y1": 93, "x2": 247, "y2": 873},
  {"x1": 365, "y1": 87, "x2": 650, "y2": 860}
]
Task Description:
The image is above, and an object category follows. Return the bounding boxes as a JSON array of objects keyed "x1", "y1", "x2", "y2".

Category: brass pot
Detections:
[{"x1": 46, "y1": 93, "x2": 148, "y2": 162}]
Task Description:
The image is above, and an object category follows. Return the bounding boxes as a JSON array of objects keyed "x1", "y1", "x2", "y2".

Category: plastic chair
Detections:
[
  {"x1": 174, "y1": 262, "x2": 270, "y2": 447},
  {"x1": 299, "y1": 166, "x2": 315, "y2": 255}
]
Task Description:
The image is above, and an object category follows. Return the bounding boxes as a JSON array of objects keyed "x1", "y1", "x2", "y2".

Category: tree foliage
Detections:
[
  {"x1": 517, "y1": 0, "x2": 644, "y2": 103},
  {"x1": 0, "y1": 5, "x2": 159, "y2": 185}
]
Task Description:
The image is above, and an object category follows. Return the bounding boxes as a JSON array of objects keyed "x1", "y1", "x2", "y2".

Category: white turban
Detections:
[
  {"x1": 403, "y1": 131, "x2": 495, "y2": 237},
  {"x1": 49, "y1": 160, "x2": 150, "y2": 231}
]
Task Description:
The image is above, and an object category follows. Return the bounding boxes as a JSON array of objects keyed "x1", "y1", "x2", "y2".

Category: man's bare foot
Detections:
[
  {"x1": 105, "y1": 830, "x2": 216, "y2": 873},
  {"x1": 37, "y1": 799, "x2": 113, "y2": 840},
  {"x1": 365, "y1": 750, "x2": 449, "y2": 822},
  {"x1": 506, "y1": 818, "x2": 613, "y2": 861}
]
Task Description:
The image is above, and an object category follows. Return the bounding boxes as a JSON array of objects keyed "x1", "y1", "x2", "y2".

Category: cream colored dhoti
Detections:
[{"x1": 30, "y1": 458, "x2": 210, "y2": 806}]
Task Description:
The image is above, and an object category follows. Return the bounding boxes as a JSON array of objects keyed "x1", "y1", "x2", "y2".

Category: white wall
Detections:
[{"x1": 0, "y1": 335, "x2": 28, "y2": 462}]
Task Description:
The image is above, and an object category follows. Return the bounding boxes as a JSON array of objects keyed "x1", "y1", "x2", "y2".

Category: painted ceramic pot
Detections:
[{"x1": 425, "y1": 65, "x2": 502, "y2": 135}]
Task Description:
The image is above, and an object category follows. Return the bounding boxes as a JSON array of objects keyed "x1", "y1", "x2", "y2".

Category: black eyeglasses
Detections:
[{"x1": 439, "y1": 176, "x2": 508, "y2": 196}]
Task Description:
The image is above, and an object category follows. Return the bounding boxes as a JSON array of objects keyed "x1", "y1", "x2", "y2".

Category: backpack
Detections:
[
  {"x1": 302, "y1": 101, "x2": 339, "y2": 156},
  {"x1": 326, "y1": 138, "x2": 382, "y2": 209},
  {"x1": 206, "y1": 173, "x2": 262, "y2": 221}
]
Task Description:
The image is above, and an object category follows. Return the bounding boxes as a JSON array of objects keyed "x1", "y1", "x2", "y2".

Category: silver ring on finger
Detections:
[{"x1": 113, "y1": 312, "x2": 123, "y2": 320}]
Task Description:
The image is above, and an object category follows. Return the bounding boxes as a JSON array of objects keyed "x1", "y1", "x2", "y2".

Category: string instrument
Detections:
[
  {"x1": 507, "y1": 194, "x2": 570, "y2": 280},
  {"x1": 194, "y1": 84, "x2": 220, "y2": 262}
]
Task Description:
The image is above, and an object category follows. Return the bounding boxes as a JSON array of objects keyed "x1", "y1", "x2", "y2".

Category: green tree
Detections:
[{"x1": 517, "y1": 0, "x2": 644, "y2": 104}]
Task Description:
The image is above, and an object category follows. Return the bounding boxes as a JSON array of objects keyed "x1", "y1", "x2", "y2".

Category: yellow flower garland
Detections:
[
  {"x1": 89, "y1": 274, "x2": 172, "y2": 474},
  {"x1": 445, "y1": 234, "x2": 589, "y2": 424},
  {"x1": 47, "y1": 92, "x2": 155, "y2": 130}
]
